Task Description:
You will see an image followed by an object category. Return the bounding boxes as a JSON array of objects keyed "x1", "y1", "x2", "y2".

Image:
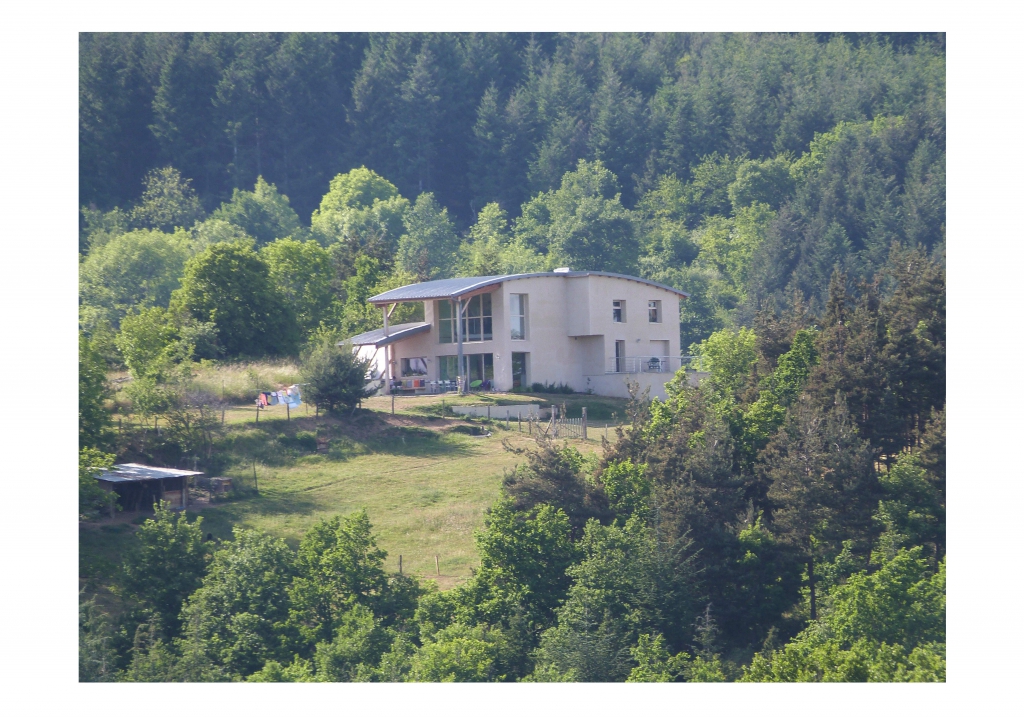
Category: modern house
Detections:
[{"x1": 342, "y1": 269, "x2": 690, "y2": 399}]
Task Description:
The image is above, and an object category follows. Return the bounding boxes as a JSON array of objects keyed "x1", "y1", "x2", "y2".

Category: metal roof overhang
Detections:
[
  {"x1": 340, "y1": 321, "x2": 432, "y2": 348},
  {"x1": 96, "y1": 463, "x2": 204, "y2": 484},
  {"x1": 366, "y1": 271, "x2": 690, "y2": 306}
]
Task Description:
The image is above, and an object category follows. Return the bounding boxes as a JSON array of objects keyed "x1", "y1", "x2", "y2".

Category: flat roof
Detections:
[
  {"x1": 96, "y1": 463, "x2": 204, "y2": 484},
  {"x1": 340, "y1": 321, "x2": 432, "y2": 348},
  {"x1": 367, "y1": 271, "x2": 690, "y2": 305}
]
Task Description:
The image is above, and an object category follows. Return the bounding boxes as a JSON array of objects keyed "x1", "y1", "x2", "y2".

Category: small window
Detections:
[
  {"x1": 401, "y1": 357, "x2": 427, "y2": 376},
  {"x1": 613, "y1": 300, "x2": 625, "y2": 323},
  {"x1": 510, "y1": 294, "x2": 528, "y2": 340},
  {"x1": 648, "y1": 300, "x2": 661, "y2": 323}
]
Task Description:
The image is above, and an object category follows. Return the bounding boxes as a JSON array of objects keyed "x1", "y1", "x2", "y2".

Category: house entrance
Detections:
[{"x1": 512, "y1": 352, "x2": 528, "y2": 389}]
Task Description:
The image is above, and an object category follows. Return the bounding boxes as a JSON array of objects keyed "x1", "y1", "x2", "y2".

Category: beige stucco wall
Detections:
[{"x1": 376, "y1": 274, "x2": 684, "y2": 397}]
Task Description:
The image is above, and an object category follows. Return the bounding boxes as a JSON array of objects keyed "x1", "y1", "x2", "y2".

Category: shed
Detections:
[{"x1": 96, "y1": 463, "x2": 203, "y2": 513}]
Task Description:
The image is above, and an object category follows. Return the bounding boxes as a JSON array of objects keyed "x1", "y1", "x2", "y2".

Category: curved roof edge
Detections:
[{"x1": 368, "y1": 271, "x2": 689, "y2": 304}]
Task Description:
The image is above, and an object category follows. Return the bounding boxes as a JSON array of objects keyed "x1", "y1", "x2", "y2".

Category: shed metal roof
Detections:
[
  {"x1": 367, "y1": 271, "x2": 689, "y2": 305},
  {"x1": 339, "y1": 321, "x2": 432, "y2": 348},
  {"x1": 96, "y1": 463, "x2": 204, "y2": 484}
]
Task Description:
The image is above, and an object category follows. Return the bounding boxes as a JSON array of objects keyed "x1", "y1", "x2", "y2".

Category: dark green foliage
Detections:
[
  {"x1": 300, "y1": 339, "x2": 375, "y2": 414},
  {"x1": 501, "y1": 437, "x2": 610, "y2": 533},
  {"x1": 173, "y1": 243, "x2": 298, "y2": 357},
  {"x1": 79, "y1": 333, "x2": 113, "y2": 450},
  {"x1": 210, "y1": 176, "x2": 302, "y2": 246},
  {"x1": 119, "y1": 504, "x2": 210, "y2": 636},
  {"x1": 178, "y1": 529, "x2": 296, "y2": 677}
]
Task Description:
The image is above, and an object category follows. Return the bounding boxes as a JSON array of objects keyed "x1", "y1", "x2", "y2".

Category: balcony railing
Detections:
[{"x1": 606, "y1": 355, "x2": 694, "y2": 374}]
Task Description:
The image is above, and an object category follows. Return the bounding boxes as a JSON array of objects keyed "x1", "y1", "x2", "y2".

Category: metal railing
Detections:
[{"x1": 606, "y1": 355, "x2": 692, "y2": 374}]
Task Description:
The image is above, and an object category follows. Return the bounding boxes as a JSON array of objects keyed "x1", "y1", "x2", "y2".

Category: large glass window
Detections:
[
  {"x1": 438, "y1": 294, "x2": 492, "y2": 344},
  {"x1": 438, "y1": 354, "x2": 493, "y2": 384},
  {"x1": 438, "y1": 355, "x2": 459, "y2": 381},
  {"x1": 510, "y1": 293, "x2": 527, "y2": 340},
  {"x1": 401, "y1": 357, "x2": 427, "y2": 376}
]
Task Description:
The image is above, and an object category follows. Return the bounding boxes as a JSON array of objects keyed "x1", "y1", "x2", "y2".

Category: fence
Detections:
[{"x1": 536, "y1": 405, "x2": 588, "y2": 439}]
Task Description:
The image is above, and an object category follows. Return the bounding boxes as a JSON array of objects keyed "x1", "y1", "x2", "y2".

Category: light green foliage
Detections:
[
  {"x1": 115, "y1": 307, "x2": 178, "y2": 378},
  {"x1": 190, "y1": 218, "x2": 255, "y2": 253},
  {"x1": 626, "y1": 633, "x2": 689, "y2": 682},
  {"x1": 441, "y1": 498, "x2": 579, "y2": 630},
  {"x1": 286, "y1": 510, "x2": 391, "y2": 646},
  {"x1": 693, "y1": 202, "x2": 776, "y2": 291},
  {"x1": 789, "y1": 121, "x2": 858, "y2": 181},
  {"x1": 313, "y1": 604, "x2": 390, "y2": 681},
  {"x1": 742, "y1": 548, "x2": 945, "y2": 682},
  {"x1": 172, "y1": 242, "x2": 298, "y2": 358},
  {"x1": 312, "y1": 167, "x2": 409, "y2": 257},
  {"x1": 79, "y1": 228, "x2": 192, "y2": 326},
  {"x1": 874, "y1": 453, "x2": 944, "y2": 556},
  {"x1": 687, "y1": 655, "x2": 728, "y2": 682},
  {"x1": 259, "y1": 238, "x2": 337, "y2": 339},
  {"x1": 742, "y1": 329, "x2": 819, "y2": 447},
  {"x1": 458, "y1": 202, "x2": 546, "y2": 276},
  {"x1": 178, "y1": 528, "x2": 295, "y2": 677},
  {"x1": 79, "y1": 447, "x2": 115, "y2": 520},
  {"x1": 79, "y1": 332, "x2": 112, "y2": 450},
  {"x1": 247, "y1": 656, "x2": 316, "y2": 682},
  {"x1": 728, "y1": 156, "x2": 795, "y2": 211},
  {"x1": 515, "y1": 159, "x2": 638, "y2": 274},
  {"x1": 396, "y1": 193, "x2": 460, "y2": 280},
  {"x1": 599, "y1": 459, "x2": 651, "y2": 524},
  {"x1": 300, "y1": 338, "x2": 375, "y2": 414},
  {"x1": 689, "y1": 327, "x2": 758, "y2": 397},
  {"x1": 635, "y1": 174, "x2": 700, "y2": 267},
  {"x1": 410, "y1": 623, "x2": 506, "y2": 682},
  {"x1": 130, "y1": 166, "x2": 206, "y2": 232},
  {"x1": 210, "y1": 176, "x2": 302, "y2": 246},
  {"x1": 119, "y1": 504, "x2": 210, "y2": 635}
]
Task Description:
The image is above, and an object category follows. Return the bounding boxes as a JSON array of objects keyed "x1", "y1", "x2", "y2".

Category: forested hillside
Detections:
[{"x1": 79, "y1": 32, "x2": 945, "y2": 683}]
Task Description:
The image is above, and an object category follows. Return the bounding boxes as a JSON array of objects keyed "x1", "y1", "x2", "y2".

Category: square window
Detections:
[{"x1": 648, "y1": 300, "x2": 661, "y2": 323}]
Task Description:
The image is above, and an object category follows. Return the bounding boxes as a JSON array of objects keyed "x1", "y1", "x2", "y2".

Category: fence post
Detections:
[
  {"x1": 550, "y1": 405, "x2": 557, "y2": 438},
  {"x1": 582, "y1": 407, "x2": 588, "y2": 440},
  {"x1": 518, "y1": 412, "x2": 522, "y2": 432},
  {"x1": 435, "y1": 555, "x2": 440, "y2": 576},
  {"x1": 398, "y1": 555, "x2": 402, "y2": 574}
]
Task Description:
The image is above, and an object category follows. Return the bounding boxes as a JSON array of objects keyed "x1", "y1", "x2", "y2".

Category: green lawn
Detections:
[{"x1": 82, "y1": 390, "x2": 628, "y2": 592}]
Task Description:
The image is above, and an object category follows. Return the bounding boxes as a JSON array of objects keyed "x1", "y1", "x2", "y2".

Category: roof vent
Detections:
[{"x1": 553, "y1": 267, "x2": 572, "y2": 273}]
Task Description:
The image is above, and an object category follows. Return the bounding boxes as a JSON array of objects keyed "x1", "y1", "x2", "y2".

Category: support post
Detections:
[
  {"x1": 286, "y1": 402, "x2": 290, "y2": 421},
  {"x1": 399, "y1": 555, "x2": 402, "y2": 574},
  {"x1": 435, "y1": 555, "x2": 440, "y2": 576},
  {"x1": 582, "y1": 407, "x2": 588, "y2": 440},
  {"x1": 456, "y1": 298, "x2": 465, "y2": 395}
]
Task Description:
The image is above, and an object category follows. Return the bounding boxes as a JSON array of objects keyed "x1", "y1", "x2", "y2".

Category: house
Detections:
[
  {"x1": 342, "y1": 269, "x2": 690, "y2": 400},
  {"x1": 95, "y1": 463, "x2": 203, "y2": 514}
]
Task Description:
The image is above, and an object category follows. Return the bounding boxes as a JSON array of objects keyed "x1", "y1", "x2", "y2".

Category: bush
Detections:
[
  {"x1": 530, "y1": 382, "x2": 575, "y2": 394},
  {"x1": 300, "y1": 339, "x2": 376, "y2": 414}
]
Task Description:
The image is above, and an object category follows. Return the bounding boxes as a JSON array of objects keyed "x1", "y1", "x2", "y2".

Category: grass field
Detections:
[{"x1": 82, "y1": 386, "x2": 628, "y2": 593}]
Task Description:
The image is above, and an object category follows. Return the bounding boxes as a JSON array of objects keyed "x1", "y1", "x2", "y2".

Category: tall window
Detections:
[
  {"x1": 438, "y1": 294, "x2": 492, "y2": 343},
  {"x1": 512, "y1": 352, "x2": 528, "y2": 389},
  {"x1": 510, "y1": 293, "x2": 527, "y2": 340},
  {"x1": 613, "y1": 300, "x2": 625, "y2": 323},
  {"x1": 465, "y1": 294, "x2": 492, "y2": 342},
  {"x1": 648, "y1": 300, "x2": 661, "y2": 323},
  {"x1": 438, "y1": 300, "x2": 454, "y2": 343}
]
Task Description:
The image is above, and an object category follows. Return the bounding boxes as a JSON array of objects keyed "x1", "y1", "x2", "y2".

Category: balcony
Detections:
[{"x1": 606, "y1": 355, "x2": 694, "y2": 374}]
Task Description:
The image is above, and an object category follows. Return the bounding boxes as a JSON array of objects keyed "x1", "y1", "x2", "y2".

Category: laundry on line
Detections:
[{"x1": 257, "y1": 385, "x2": 302, "y2": 409}]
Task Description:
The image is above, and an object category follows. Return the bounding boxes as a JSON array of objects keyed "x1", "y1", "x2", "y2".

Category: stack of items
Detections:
[{"x1": 256, "y1": 385, "x2": 302, "y2": 408}]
